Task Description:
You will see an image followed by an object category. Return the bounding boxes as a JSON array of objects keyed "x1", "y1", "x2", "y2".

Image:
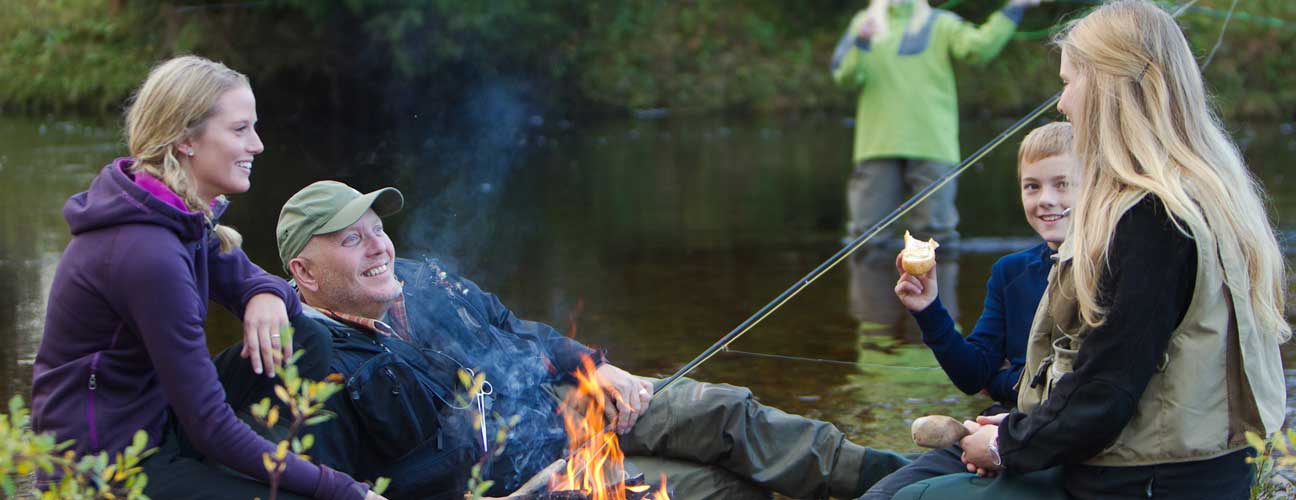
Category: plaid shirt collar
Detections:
[{"x1": 311, "y1": 295, "x2": 412, "y2": 342}]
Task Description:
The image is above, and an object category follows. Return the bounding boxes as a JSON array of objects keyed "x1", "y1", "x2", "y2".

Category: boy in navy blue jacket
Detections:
[{"x1": 860, "y1": 122, "x2": 1076, "y2": 500}]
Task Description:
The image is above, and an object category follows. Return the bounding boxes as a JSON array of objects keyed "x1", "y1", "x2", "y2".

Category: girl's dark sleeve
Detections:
[{"x1": 997, "y1": 198, "x2": 1197, "y2": 472}]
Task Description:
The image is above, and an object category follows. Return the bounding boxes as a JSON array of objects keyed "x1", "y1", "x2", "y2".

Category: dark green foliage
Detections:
[
  {"x1": 0, "y1": 1, "x2": 166, "y2": 113},
  {"x1": 1, "y1": 0, "x2": 1292, "y2": 118}
]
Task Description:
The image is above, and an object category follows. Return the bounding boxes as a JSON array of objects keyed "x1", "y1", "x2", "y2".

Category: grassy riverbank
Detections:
[{"x1": 1, "y1": 0, "x2": 1292, "y2": 119}]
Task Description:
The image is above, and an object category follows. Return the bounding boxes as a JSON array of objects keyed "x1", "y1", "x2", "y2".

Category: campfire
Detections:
[
  {"x1": 514, "y1": 356, "x2": 670, "y2": 500},
  {"x1": 512, "y1": 473, "x2": 663, "y2": 500}
]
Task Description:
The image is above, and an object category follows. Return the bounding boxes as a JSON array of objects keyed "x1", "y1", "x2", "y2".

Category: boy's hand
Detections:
[{"x1": 894, "y1": 252, "x2": 939, "y2": 312}]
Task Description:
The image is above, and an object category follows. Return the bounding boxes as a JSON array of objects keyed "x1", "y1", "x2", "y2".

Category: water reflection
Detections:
[
  {"x1": 2, "y1": 112, "x2": 1293, "y2": 454},
  {"x1": 848, "y1": 247, "x2": 960, "y2": 342},
  {"x1": 0, "y1": 117, "x2": 114, "y2": 402}
]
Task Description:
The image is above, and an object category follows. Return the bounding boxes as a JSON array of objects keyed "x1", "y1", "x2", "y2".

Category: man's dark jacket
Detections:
[{"x1": 217, "y1": 258, "x2": 603, "y2": 499}]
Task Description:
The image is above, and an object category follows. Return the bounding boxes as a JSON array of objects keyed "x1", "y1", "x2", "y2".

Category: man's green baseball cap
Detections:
[{"x1": 276, "y1": 180, "x2": 404, "y2": 271}]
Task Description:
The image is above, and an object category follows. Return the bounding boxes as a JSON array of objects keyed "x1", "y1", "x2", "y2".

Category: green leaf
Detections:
[
  {"x1": 131, "y1": 429, "x2": 148, "y2": 451},
  {"x1": 458, "y1": 369, "x2": 472, "y2": 390},
  {"x1": 373, "y1": 477, "x2": 391, "y2": 495},
  {"x1": 1245, "y1": 431, "x2": 1269, "y2": 453},
  {"x1": 274, "y1": 385, "x2": 292, "y2": 404},
  {"x1": 251, "y1": 397, "x2": 271, "y2": 419},
  {"x1": 280, "y1": 325, "x2": 295, "y2": 347}
]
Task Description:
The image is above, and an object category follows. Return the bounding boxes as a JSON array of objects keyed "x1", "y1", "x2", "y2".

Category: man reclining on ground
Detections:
[{"x1": 215, "y1": 180, "x2": 908, "y2": 500}]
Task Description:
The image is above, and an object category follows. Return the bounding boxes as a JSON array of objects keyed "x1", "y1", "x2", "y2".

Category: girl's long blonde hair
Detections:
[
  {"x1": 862, "y1": 0, "x2": 932, "y2": 41},
  {"x1": 123, "y1": 55, "x2": 249, "y2": 253},
  {"x1": 1056, "y1": 0, "x2": 1289, "y2": 341}
]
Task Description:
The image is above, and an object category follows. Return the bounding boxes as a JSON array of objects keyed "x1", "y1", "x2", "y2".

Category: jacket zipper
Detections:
[
  {"x1": 87, "y1": 352, "x2": 101, "y2": 450},
  {"x1": 86, "y1": 326, "x2": 124, "y2": 451}
]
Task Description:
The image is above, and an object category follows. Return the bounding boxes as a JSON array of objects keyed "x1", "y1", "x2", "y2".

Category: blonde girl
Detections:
[
  {"x1": 959, "y1": 2, "x2": 1286, "y2": 499},
  {"x1": 31, "y1": 56, "x2": 384, "y2": 499}
]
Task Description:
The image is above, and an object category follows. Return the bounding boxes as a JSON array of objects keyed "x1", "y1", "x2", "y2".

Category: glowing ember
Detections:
[{"x1": 547, "y1": 356, "x2": 670, "y2": 500}]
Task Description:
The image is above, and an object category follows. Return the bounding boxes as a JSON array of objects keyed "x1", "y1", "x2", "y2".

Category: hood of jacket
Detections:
[{"x1": 63, "y1": 157, "x2": 228, "y2": 242}]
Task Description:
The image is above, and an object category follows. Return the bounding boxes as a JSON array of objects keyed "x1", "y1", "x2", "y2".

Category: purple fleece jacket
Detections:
[{"x1": 31, "y1": 159, "x2": 366, "y2": 500}]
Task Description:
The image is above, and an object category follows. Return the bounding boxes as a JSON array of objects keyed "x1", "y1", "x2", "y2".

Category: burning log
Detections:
[
  {"x1": 511, "y1": 474, "x2": 668, "y2": 500},
  {"x1": 509, "y1": 459, "x2": 567, "y2": 498},
  {"x1": 540, "y1": 356, "x2": 670, "y2": 500}
]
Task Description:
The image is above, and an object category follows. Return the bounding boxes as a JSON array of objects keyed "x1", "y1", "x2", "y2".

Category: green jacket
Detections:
[{"x1": 831, "y1": 4, "x2": 1023, "y2": 165}]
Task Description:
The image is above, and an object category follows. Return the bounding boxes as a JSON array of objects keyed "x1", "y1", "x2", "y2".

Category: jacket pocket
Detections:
[
  {"x1": 383, "y1": 430, "x2": 476, "y2": 499},
  {"x1": 345, "y1": 352, "x2": 461, "y2": 462},
  {"x1": 1045, "y1": 335, "x2": 1079, "y2": 400}
]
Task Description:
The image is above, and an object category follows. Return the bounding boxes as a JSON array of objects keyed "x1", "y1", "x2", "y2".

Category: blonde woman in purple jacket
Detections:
[{"x1": 31, "y1": 56, "x2": 383, "y2": 500}]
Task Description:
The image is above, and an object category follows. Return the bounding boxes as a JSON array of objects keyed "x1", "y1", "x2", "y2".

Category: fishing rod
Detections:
[
  {"x1": 653, "y1": 91, "x2": 1061, "y2": 397},
  {"x1": 704, "y1": 0, "x2": 1239, "y2": 370},
  {"x1": 1054, "y1": 0, "x2": 1295, "y2": 31},
  {"x1": 548, "y1": 96, "x2": 1061, "y2": 486},
  {"x1": 562, "y1": 0, "x2": 1239, "y2": 482}
]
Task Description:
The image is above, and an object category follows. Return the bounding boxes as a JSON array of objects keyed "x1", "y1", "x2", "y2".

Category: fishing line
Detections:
[
  {"x1": 1201, "y1": 0, "x2": 1239, "y2": 69},
  {"x1": 561, "y1": 0, "x2": 1249, "y2": 479},
  {"x1": 557, "y1": 96, "x2": 1058, "y2": 481},
  {"x1": 1046, "y1": 0, "x2": 1294, "y2": 31},
  {"x1": 722, "y1": 349, "x2": 942, "y2": 371},
  {"x1": 653, "y1": 92, "x2": 1060, "y2": 396},
  {"x1": 712, "y1": 0, "x2": 1241, "y2": 371}
]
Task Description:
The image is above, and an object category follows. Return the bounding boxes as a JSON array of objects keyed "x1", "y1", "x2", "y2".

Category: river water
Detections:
[{"x1": 2, "y1": 112, "x2": 1294, "y2": 453}]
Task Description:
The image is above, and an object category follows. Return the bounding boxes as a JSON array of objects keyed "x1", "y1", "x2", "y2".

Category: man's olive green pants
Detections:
[{"x1": 617, "y1": 378, "x2": 910, "y2": 499}]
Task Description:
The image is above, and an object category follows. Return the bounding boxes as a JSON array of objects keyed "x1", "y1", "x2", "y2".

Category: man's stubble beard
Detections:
[{"x1": 316, "y1": 272, "x2": 401, "y2": 316}]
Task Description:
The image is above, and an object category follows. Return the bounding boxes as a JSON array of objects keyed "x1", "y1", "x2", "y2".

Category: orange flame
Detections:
[
  {"x1": 566, "y1": 298, "x2": 586, "y2": 338},
  {"x1": 549, "y1": 356, "x2": 669, "y2": 500},
  {"x1": 647, "y1": 474, "x2": 670, "y2": 500}
]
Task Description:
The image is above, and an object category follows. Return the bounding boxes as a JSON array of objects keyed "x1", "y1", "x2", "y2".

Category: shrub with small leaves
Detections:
[
  {"x1": 249, "y1": 326, "x2": 388, "y2": 500},
  {"x1": 458, "y1": 369, "x2": 519, "y2": 500},
  {"x1": 1246, "y1": 429, "x2": 1296, "y2": 500},
  {"x1": 0, "y1": 395, "x2": 155, "y2": 499}
]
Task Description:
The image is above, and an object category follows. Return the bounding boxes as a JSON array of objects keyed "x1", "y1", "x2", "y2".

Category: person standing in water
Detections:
[{"x1": 831, "y1": 0, "x2": 1040, "y2": 246}]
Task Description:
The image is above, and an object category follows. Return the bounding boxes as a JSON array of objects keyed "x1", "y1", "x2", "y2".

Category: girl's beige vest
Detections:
[{"x1": 1017, "y1": 211, "x2": 1286, "y2": 466}]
